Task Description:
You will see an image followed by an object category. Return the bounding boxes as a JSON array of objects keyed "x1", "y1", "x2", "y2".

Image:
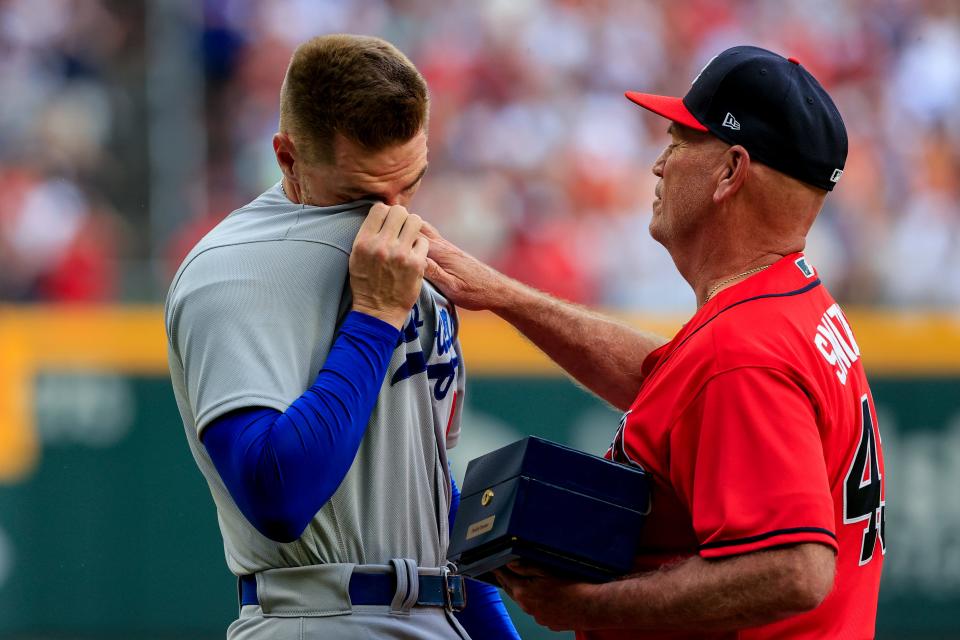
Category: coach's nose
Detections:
[{"x1": 652, "y1": 146, "x2": 667, "y2": 178}]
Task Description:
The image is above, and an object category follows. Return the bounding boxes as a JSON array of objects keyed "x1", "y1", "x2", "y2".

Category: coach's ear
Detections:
[{"x1": 713, "y1": 145, "x2": 750, "y2": 204}]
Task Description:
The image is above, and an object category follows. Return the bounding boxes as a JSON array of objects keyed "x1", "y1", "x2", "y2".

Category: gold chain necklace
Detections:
[{"x1": 703, "y1": 264, "x2": 771, "y2": 305}]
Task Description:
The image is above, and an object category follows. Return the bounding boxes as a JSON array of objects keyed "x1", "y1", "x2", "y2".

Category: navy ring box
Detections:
[{"x1": 448, "y1": 436, "x2": 650, "y2": 584}]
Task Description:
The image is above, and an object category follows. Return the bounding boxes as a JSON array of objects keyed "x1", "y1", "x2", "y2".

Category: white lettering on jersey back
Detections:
[{"x1": 814, "y1": 303, "x2": 861, "y2": 385}]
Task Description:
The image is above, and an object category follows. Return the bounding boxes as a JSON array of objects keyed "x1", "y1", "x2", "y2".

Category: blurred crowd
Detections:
[{"x1": 2, "y1": 0, "x2": 959, "y2": 310}]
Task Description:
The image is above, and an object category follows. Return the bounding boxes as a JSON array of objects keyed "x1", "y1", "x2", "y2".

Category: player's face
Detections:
[
  {"x1": 649, "y1": 124, "x2": 724, "y2": 248},
  {"x1": 302, "y1": 129, "x2": 429, "y2": 207}
]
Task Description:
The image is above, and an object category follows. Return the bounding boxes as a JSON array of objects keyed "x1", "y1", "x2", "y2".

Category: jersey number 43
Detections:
[{"x1": 843, "y1": 394, "x2": 886, "y2": 565}]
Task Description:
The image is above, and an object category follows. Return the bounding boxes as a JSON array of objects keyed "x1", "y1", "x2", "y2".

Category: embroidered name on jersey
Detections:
[{"x1": 813, "y1": 303, "x2": 861, "y2": 385}]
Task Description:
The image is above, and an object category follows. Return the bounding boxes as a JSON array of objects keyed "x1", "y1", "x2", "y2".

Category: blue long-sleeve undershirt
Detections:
[
  {"x1": 450, "y1": 473, "x2": 521, "y2": 639},
  {"x1": 202, "y1": 309, "x2": 517, "y2": 635},
  {"x1": 201, "y1": 311, "x2": 399, "y2": 543}
]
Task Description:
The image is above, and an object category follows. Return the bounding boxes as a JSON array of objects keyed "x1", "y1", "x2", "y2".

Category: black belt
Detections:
[{"x1": 239, "y1": 570, "x2": 467, "y2": 611}]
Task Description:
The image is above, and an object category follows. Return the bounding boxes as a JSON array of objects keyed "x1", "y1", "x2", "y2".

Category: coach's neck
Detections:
[{"x1": 667, "y1": 164, "x2": 825, "y2": 308}]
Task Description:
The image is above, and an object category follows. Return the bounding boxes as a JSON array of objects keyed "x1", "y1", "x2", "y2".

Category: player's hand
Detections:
[
  {"x1": 422, "y1": 222, "x2": 510, "y2": 312},
  {"x1": 494, "y1": 561, "x2": 603, "y2": 632},
  {"x1": 349, "y1": 202, "x2": 428, "y2": 329}
]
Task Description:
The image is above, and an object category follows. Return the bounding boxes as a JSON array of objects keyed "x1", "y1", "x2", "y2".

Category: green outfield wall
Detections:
[{"x1": 0, "y1": 307, "x2": 957, "y2": 639}]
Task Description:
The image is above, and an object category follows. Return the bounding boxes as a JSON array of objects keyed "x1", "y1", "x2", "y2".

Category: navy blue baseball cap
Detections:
[{"x1": 626, "y1": 46, "x2": 848, "y2": 191}]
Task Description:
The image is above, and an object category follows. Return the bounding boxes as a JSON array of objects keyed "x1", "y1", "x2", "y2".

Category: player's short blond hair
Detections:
[{"x1": 279, "y1": 34, "x2": 429, "y2": 164}]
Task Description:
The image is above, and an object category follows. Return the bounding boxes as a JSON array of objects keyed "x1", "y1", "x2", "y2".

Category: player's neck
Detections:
[{"x1": 281, "y1": 177, "x2": 302, "y2": 204}]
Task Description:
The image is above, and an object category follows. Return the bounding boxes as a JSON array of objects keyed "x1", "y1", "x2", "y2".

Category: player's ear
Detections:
[
  {"x1": 713, "y1": 145, "x2": 750, "y2": 204},
  {"x1": 273, "y1": 132, "x2": 297, "y2": 182}
]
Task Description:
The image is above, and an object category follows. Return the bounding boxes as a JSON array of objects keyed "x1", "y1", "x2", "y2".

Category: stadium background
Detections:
[{"x1": 1, "y1": 0, "x2": 958, "y2": 638}]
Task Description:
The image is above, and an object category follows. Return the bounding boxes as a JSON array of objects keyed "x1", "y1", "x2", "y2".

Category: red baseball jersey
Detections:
[{"x1": 588, "y1": 253, "x2": 884, "y2": 640}]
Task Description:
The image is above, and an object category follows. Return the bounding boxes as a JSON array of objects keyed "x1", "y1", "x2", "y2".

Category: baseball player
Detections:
[
  {"x1": 165, "y1": 35, "x2": 517, "y2": 639},
  {"x1": 423, "y1": 46, "x2": 884, "y2": 638}
]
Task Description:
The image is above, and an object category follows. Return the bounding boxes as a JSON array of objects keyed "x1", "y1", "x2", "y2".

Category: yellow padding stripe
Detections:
[
  {"x1": 1, "y1": 306, "x2": 958, "y2": 482},
  {"x1": 459, "y1": 309, "x2": 960, "y2": 375}
]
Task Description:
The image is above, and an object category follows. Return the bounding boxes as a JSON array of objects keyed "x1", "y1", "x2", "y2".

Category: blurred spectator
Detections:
[
  {"x1": 193, "y1": 0, "x2": 960, "y2": 311},
  {"x1": 3, "y1": 0, "x2": 960, "y2": 310},
  {"x1": 0, "y1": 0, "x2": 135, "y2": 302},
  {"x1": 0, "y1": 168, "x2": 120, "y2": 302}
]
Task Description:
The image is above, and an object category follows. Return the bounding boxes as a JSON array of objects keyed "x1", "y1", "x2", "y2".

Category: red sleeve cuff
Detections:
[{"x1": 699, "y1": 527, "x2": 838, "y2": 559}]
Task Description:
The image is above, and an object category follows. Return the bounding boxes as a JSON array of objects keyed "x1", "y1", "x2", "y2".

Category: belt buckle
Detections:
[{"x1": 440, "y1": 566, "x2": 466, "y2": 612}]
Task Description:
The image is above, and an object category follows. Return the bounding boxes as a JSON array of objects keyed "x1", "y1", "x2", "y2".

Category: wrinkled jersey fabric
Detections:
[{"x1": 202, "y1": 311, "x2": 398, "y2": 542}]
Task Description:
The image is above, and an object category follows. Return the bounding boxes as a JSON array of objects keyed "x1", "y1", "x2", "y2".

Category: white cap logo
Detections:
[
  {"x1": 722, "y1": 112, "x2": 741, "y2": 130},
  {"x1": 830, "y1": 169, "x2": 843, "y2": 183}
]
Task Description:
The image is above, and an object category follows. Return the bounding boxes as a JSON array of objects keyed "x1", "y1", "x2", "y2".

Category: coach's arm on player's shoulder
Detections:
[
  {"x1": 423, "y1": 223, "x2": 667, "y2": 410},
  {"x1": 494, "y1": 542, "x2": 835, "y2": 633}
]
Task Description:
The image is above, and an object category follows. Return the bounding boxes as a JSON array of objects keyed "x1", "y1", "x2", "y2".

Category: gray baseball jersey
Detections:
[{"x1": 165, "y1": 182, "x2": 465, "y2": 576}]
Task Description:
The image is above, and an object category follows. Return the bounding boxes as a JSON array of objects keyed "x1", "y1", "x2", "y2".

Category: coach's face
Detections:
[
  {"x1": 649, "y1": 124, "x2": 728, "y2": 248},
  {"x1": 301, "y1": 130, "x2": 429, "y2": 208}
]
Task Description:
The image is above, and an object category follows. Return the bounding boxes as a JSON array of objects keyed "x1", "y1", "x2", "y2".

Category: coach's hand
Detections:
[
  {"x1": 349, "y1": 202, "x2": 428, "y2": 329},
  {"x1": 494, "y1": 562, "x2": 603, "y2": 632},
  {"x1": 422, "y1": 222, "x2": 509, "y2": 312}
]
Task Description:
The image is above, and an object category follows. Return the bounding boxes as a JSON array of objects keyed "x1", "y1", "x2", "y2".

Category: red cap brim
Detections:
[{"x1": 624, "y1": 91, "x2": 708, "y2": 132}]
